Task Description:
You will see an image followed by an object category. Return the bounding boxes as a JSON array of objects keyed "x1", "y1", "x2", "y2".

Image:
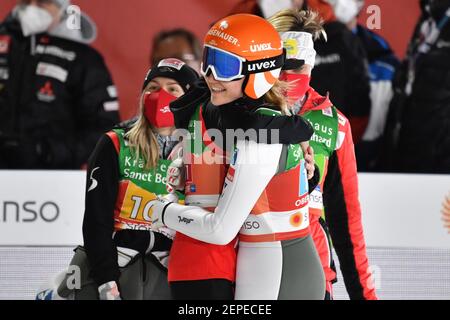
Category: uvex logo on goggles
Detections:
[
  {"x1": 201, "y1": 45, "x2": 285, "y2": 81},
  {"x1": 246, "y1": 58, "x2": 278, "y2": 72}
]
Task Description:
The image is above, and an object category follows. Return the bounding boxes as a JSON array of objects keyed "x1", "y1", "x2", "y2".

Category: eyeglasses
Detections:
[{"x1": 201, "y1": 45, "x2": 246, "y2": 81}]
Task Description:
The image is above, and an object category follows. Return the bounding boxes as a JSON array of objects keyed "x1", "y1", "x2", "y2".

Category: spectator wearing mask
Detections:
[
  {"x1": 36, "y1": 58, "x2": 199, "y2": 300},
  {"x1": 383, "y1": 0, "x2": 450, "y2": 173},
  {"x1": 230, "y1": 0, "x2": 372, "y2": 146},
  {"x1": 306, "y1": 0, "x2": 372, "y2": 146},
  {"x1": 0, "y1": 0, "x2": 120, "y2": 169}
]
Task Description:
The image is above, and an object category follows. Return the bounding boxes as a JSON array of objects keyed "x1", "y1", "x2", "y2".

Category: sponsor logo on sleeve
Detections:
[
  {"x1": 337, "y1": 113, "x2": 347, "y2": 126},
  {"x1": 37, "y1": 81, "x2": 56, "y2": 102},
  {"x1": 36, "y1": 62, "x2": 68, "y2": 83},
  {"x1": 35, "y1": 45, "x2": 76, "y2": 61},
  {"x1": 226, "y1": 166, "x2": 235, "y2": 182},
  {"x1": 178, "y1": 216, "x2": 194, "y2": 224},
  {"x1": 88, "y1": 167, "x2": 100, "y2": 192},
  {"x1": 103, "y1": 101, "x2": 119, "y2": 112}
]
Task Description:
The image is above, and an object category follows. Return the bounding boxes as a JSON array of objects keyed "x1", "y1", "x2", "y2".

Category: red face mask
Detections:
[
  {"x1": 281, "y1": 73, "x2": 311, "y2": 103},
  {"x1": 143, "y1": 88, "x2": 177, "y2": 128}
]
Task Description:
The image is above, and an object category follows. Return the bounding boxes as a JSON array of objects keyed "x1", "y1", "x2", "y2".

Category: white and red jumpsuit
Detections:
[{"x1": 163, "y1": 102, "x2": 325, "y2": 299}]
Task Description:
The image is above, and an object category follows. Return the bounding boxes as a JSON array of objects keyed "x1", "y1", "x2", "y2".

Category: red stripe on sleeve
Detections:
[
  {"x1": 106, "y1": 131, "x2": 120, "y2": 154},
  {"x1": 335, "y1": 112, "x2": 377, "y2": 300}
]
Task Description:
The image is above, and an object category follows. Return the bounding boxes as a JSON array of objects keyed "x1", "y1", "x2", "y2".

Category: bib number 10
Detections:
[{"x1": 129, "y1": 195, "x2": 155, "y2": 222}]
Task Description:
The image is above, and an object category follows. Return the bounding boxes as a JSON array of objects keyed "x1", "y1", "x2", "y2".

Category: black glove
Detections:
[{"x1": 113, "y1": 229, "x2": 172, "y2": 255}]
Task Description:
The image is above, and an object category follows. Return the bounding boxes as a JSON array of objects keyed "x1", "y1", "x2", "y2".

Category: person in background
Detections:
[
  {"x1": 228, "y1": 0, "x2": 372, "y2": 148},
  {"x1": 229, "y1": 0, "x2": 304, "y2": 17},
  {"x1": 150, "y1": 28, "x2": 202, "y2": 73},
  {"x1": 36, "y1": 58, "x2": 199, "y2": 300},
  {"x1": 382, "y1": 0, "x2": 450, "y2": 173},
  {"x1": 334, "y1": 0, "x2": 400, "y2": 171},
  {"x1": 0, "y1": 0, "x2": 120, "y2": 169},
  {"x1": 305, "y1": 0, "x2": 372, "y2": 147},
  {"x1": 229, "y1": 0, "x2": 265, "y2": 16}
]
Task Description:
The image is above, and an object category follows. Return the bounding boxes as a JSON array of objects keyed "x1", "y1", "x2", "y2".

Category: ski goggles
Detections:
[{"x1": 201, "y1": 45, "x2": 285, "y2": 81}]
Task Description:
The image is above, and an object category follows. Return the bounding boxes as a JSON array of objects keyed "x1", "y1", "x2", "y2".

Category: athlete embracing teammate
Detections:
[
  {"x1": 153, "y1": 10, "x2": 377, "y2": 300},
  {"x1": 148, "y1": 13, "x2": 326, "y2": 300}
]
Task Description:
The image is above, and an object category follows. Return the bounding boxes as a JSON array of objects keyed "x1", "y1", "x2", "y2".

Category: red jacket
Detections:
[{"x1": 301, "y1": 88, "x2": 377, "y2": 300}]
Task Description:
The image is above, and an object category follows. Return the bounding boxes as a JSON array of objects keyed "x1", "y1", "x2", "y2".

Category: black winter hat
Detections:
[{"x1": 142, "y1": 58, "x2": 199, "y2": 92}]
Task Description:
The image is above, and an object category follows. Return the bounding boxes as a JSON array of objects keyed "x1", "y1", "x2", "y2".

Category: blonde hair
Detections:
[
  {"x1": 125, "y1": 85, "x2": 160, "y2": 169},
  {"x1": 264, "y1": 79, "x2": 291, "y2": 115},
  {"x1": 268, "y1": 9, "x2": 326, "y2": 41},
  {"x1": 264, "y1": 9, "x2": 326, "y2": 114}
]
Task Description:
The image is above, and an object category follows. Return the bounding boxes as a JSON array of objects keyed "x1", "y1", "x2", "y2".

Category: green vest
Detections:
[
  {"x1": 111, "y1": 128, "x2": 182, "y2": 230},
  {"x1": 301, "y1": 106, "x2": 339, "y2": 217}
]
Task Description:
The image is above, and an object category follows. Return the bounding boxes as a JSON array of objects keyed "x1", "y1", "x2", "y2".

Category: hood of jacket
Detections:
[{"x1": 10, "y1": 5, "x2": 97, "y2": 44}]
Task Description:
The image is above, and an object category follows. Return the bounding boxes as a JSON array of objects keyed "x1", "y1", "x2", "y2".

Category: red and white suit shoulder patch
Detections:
[{"x1": 337, "y1": 112, "x2": 347, "y2": 126}]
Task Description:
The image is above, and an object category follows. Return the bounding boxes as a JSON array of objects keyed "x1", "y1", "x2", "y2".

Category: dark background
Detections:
[{"x1": 0, "y1": 0, "x2": 420, "y2": 120}]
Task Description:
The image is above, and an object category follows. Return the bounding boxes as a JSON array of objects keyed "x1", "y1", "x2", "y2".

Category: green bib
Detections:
[
  {"x1": 113, "y1": 128, "x2": 173, "y2": 196},
  {"x1": 187, "y1": 104, "x2": 209, "y2": 156},
  {"x1": 302, "y1": 107, "x2": 339, "y2": 185}
]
